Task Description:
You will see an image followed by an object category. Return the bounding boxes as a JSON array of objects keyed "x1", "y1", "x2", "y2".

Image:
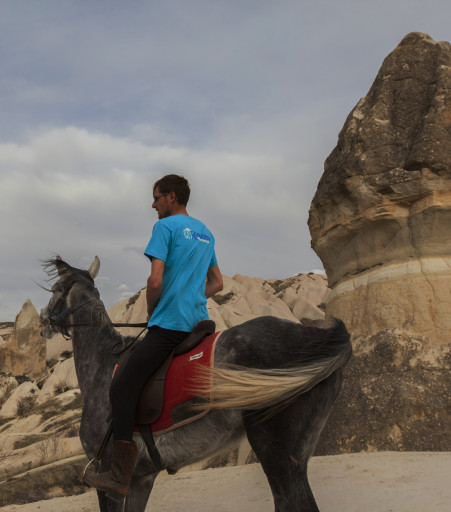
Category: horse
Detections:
[{"x1": 40, "y1": 255, "x2": 351, "y2": 512}]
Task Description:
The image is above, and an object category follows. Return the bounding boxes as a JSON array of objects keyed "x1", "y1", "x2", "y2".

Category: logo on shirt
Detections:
[{"x1": 183, "y1": 228, "x2": 210, "y2": 244}]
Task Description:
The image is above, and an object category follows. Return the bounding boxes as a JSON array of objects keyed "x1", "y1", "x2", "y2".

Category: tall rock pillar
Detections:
[
  {"x1": 309, "y1": 32, "x2": 451, "y2": 346},
  {"x1": 0, "y1": 300, "x2": 47, "y2": 381},
  {"x1": 309, "y1": 33, "x2": 450, "y2": 452}
]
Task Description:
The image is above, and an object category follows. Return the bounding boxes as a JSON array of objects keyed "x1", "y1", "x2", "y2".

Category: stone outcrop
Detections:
[
  {"x1": 315, "y1": 329, "x2": 450, "y2": 453},
  {"x1": 0, "y1": 381, "x2": 39, "y2": 419},
  {"x1": 309, "y1": 33, "x2": 451, "y2": 451},
  {"x1": 37, "y1": 357, "x2": 78, "y2": 404},
  {"x1": 309, "y1": 32, "x2": 451, "y2": 346},
  {"x1": 108, "y1": 273, "x2": 329, "y2": 333},
  {"x1": 0, "y1": 374, "x2": 17, "y2": 405},
  {"x1": 45, "y1": 333, "x2": 73, "y2": 363},
  {"x1": 0, "y1": 300, "x2": 47, "y2": 381}
]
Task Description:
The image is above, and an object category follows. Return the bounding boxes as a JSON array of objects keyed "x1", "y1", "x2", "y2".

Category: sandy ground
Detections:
[{"x1": 1, "y1": 452, "x2": 450, "y2": 512}]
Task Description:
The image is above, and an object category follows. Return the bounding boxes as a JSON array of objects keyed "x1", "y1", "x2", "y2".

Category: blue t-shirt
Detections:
[{"x1": 144, "y1": 214, "x2": 218, "y2": 332}]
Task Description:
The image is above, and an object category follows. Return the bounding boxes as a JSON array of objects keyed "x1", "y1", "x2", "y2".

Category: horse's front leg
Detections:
[
  {"x1": 97, "y1": 490, "x2": 128, "y2": 512},
  {"x1": 124, "y1": 473, "x2": 158, "y2": 512}
]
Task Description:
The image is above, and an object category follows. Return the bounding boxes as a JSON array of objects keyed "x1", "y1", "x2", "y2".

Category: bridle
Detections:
[
  {"x1": 47, "y1": 277, "x2": 92, "y2": 340},
  {"x1": 46, "y1": 274, "x2": 148, "y2": 343}
]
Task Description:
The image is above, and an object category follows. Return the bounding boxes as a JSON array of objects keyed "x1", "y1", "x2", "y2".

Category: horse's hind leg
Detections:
[{"x1": 243, "y1": 372, "x2": 341, "y2": 512}]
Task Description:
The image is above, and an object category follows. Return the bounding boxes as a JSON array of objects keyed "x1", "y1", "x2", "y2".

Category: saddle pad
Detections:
[{"x1": 147, "y1": 331, "x2": 221, "y2": 436}]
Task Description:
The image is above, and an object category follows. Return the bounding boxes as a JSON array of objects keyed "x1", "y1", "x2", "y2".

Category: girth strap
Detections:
[{"x1": 137, "y1": 424, "x2": 166, "y2": 473}]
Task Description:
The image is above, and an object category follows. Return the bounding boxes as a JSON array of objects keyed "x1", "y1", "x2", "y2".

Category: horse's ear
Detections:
[
  {"x1": 88, "y1": 256, "x2": 100, "y2": 279},
  {"x1": 54, "y1": 255, "x2": 64, "y2": 275}
]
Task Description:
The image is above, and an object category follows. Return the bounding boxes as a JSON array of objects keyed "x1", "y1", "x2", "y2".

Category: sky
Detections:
[{"x1": 0, "y1": 0, "x2": 450, "y2": 321}]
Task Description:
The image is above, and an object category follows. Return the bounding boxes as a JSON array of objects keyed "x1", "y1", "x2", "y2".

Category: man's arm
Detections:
[
  {"x1": 146, "y1": 258, "x2": 165, "y2": 321},
  {"x1": 205, "y1": 265, "x2": 223, "y2": 299}
]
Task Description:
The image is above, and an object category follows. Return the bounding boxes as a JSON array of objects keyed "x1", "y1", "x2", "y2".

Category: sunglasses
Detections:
[{"x1": 153, "y1": 193, "x2": 169, "y2": 202}]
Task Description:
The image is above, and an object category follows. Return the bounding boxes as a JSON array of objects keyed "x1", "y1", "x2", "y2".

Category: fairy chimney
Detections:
[
  {"x1": 309, "y1": 33, "x2": 451, "y2": 453},
  {"x1": 0, "y1": 300, "x2": 47, "y2": 381},
  {"x1": 309, "y1": 32, "x2": 451, "y2": 346}
]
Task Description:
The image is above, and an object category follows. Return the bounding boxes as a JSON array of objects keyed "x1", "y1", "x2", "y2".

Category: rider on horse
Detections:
[{"x1": 84, "y1": 174, "x2": 223, "y2": 499}]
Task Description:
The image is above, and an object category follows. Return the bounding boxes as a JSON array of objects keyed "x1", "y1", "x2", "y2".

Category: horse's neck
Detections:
[{"x1": 69, "y1": 294, "x2": 121, "y2": 396}]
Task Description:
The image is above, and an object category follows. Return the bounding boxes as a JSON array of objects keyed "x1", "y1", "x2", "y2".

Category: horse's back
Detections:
[{"x1": 215, "y1": 315, "x2": 351, "y2": 369}]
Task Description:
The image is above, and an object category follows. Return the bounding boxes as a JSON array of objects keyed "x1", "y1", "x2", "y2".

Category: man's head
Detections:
[
  {"x1": 152, "y1": 174, "x2": 190, "y2": 219},
  {"x1": 153, "y1": 174, "x2": 190, "y2": 206}
]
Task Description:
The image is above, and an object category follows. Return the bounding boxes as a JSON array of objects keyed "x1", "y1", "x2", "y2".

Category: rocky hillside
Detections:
[{"x1": 0, "y1": 271, "x2": 328, "y2": 505}]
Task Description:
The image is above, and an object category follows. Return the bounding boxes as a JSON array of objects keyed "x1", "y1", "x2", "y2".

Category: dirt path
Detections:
[{"x1": 1, "y1": 452, "x2": 450, "y2": 512}]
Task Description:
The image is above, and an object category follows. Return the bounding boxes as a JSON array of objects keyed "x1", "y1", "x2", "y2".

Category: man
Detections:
[{"x1": 84, "y1": 174, "x2": 223, "y2": 499}]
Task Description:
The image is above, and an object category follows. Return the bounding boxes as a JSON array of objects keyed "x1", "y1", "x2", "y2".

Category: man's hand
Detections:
[{"x1": 205, "y1": 265, "x2": 223, "y2": 299}]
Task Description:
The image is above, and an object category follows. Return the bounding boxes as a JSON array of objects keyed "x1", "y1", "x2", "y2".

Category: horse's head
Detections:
[{"x1": 40, "y1": 255, "x2": 100, "y2": 339}]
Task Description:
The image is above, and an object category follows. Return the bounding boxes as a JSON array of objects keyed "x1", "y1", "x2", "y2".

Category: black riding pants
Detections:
[{"x1": 110, "y1": 326, "x2": 187, "y2": 441}]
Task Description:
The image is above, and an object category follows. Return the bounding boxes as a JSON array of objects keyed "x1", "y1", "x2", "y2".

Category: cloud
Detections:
[
  {"x1": 0, "y1": 125, "x2": 322, "y2": 320},
  {"x1": 1, "y1": 1, "x2": 451, "y2": 320}
]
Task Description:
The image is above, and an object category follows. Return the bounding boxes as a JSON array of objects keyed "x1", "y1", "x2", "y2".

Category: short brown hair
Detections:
[{"x1": 153, "y1": 174, "x2": 190, "y2": 206}]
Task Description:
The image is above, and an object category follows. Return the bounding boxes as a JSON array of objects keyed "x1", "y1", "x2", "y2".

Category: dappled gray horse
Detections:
[{"x1": 40, "y1": 256, "x2": 351, "y2": 512}]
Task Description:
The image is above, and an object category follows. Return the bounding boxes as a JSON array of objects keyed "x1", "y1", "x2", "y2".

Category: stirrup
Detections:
[{"x1": 79, "y1": 457, "x2": 98, "y2": 483}]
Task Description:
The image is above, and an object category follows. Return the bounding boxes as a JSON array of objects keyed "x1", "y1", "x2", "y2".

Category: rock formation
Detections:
[
  {"x1": 315, "y1": 330, "x2": 450, "y2": 454},
  {"x1": 309, "y1": 32, "x2": 451, "y2": 345},
  {"x1": 0, "y1": 381, "x2": 39, "y2": 419},
  {"x1": 309, "y1": 33, "x2": 451, "y2": 452},
  {"x1": 109, "y1": 273, "x2": 329, "y2": 334},
  {"x1": 0, "y1": 300, "x2": 47, "y2": 381},
  {"x1": 36, "y1": 357, "x2": 79, "y2": 404}
]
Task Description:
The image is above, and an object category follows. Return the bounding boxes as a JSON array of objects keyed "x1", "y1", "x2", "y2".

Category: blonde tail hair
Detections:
[{"x1": 191, "y1": 348, "x2": 349, "y2": 417}]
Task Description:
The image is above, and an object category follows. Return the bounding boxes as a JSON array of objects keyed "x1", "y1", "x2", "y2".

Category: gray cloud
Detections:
[{"x1": 1, "y1": 0, "x2": 450, "y2": 319}]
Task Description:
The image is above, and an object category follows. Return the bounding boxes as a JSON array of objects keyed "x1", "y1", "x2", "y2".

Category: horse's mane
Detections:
[
  {"x1": 42, "y1": 256, "x2": 128, "y2": 348},
  {"x1": 42, "y1": 256, "x2": 94, "y2": 290}
]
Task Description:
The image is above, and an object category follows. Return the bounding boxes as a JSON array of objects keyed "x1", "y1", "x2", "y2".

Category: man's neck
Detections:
[{"x1": 170, "y1": 204, "x2": 189, "y2": 216}]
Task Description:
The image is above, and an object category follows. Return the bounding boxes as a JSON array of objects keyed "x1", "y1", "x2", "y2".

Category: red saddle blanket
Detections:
[{"x1": 132, "y1": 331, "x2": 221, "y2": 436}]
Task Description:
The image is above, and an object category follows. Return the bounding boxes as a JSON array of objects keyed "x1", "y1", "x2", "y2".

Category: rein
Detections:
[
  {"x1": 111, "y1": 322, "x2": 147, "y2": 328},
  {"x1": 48, "y1": 277, "x2": 94, "y2": 339},
  {"x1": 48, "y1": 277, "x2": 148, "y2": 345}
]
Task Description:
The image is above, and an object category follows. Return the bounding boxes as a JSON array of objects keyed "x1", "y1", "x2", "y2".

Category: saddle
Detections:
[{"x1": 134, "y1": 319, "x2": 216, "y2": 425}]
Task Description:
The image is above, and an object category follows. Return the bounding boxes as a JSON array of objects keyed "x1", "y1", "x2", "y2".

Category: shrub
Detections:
[
  {"x1": 46, "y1": 358, "x2": 58, "y2": 369},
  {"x1": 53, "y1": 379, "x2": 71, "y2": 395},
  {"x1": 16, "y1": 395, "x2": 36, "y2": 418},
  {"x1": 14, "y1": 434, "x2": 47, "y2": 450},
  {"x1": 265, "y1": 277, "x2": 295, "y2": 294},
  {"x1": 0, "y1": 381, "x2": 16, "y2": 409},
  {"x1": 212, "y1": 291, "x2": 235, "y2": 305},
  {"x1": 36, "y1": 435, "x2": 64, "y2": 465},
  {"x1": 0, "y1": 459, "x2": 88, "y2": 506}
]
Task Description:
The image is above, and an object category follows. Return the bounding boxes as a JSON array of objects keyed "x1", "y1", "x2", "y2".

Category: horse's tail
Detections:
[{"x1": 193, "y1": 319, "x2": 351, "y2": 416}]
